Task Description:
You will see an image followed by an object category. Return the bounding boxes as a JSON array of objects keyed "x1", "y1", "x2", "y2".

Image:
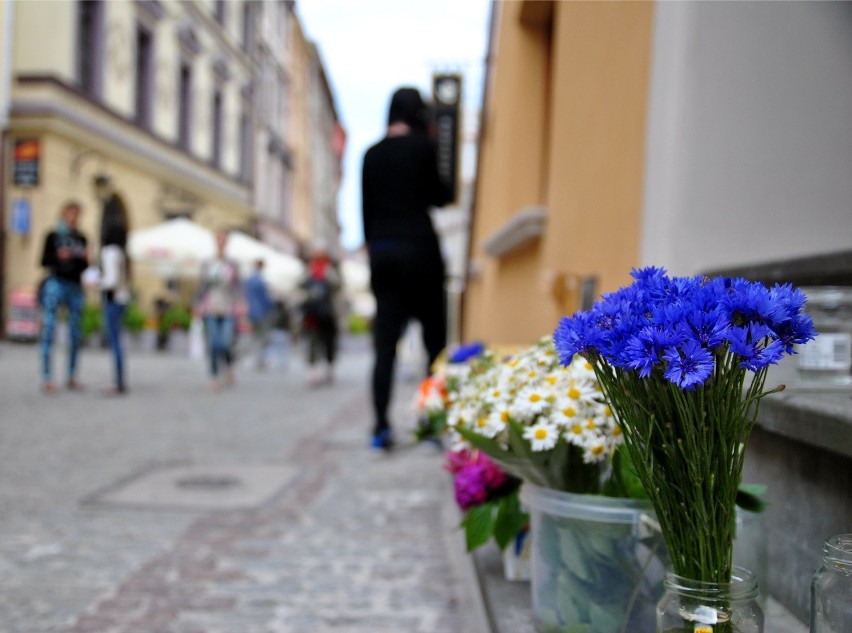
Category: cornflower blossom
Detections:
[{"x1": 554, "y1": 267, "x2": 816, "y2": 384}]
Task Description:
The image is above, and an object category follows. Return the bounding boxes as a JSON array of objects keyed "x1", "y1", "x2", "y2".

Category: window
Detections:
[
  {"x1": 214, "y1": 0, "x2": 226, "y2": 27},
  {"x1": 135, "y1": 24, "x2": 154, "y2": 129},
  {"x1": 77, "y1": 0, "x2": 104, "y2": 98},
  {"x1": 178, "y1": 62, "x2": 193, "y2": 151},
  {"x1": 242, "y1": 2, "x2": 255, "y2": 54},
  {"x1": 239, "y1": 111, "x2": 252, "y2": 183},
  {"x1": 212, "y1": 89, "x2": 223, "y2": 168}
]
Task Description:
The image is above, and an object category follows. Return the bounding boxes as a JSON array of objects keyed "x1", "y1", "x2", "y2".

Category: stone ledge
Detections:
[
  {"x1": 760, "y1": 361, "x2": 852, "y2": 458},
  {"x1": 481, "y1": 206, "x2": 547, "y2": 258},
  {"x1": 469, "y1": 543, "x2": 808, "y2": 633}
]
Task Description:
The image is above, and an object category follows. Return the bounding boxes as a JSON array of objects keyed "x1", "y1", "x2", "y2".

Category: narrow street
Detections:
[{"x1": 0, "y1": 338, "x2": 476, "y2": 633}]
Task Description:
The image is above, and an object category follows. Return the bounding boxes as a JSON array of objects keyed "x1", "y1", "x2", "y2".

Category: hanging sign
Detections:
[{"x1": 432, "y1": 74, "x2": 462, "y2": 204}]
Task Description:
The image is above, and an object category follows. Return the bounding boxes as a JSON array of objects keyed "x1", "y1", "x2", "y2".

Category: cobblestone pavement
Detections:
[{"x1": 0, "y1": 338, "x2": 476, "y2": 633}]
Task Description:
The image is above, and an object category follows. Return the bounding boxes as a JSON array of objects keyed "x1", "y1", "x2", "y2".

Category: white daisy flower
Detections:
[
  {"x1": 510, "y1": 385, "x2": 550, "y2": 421},
  {"x1": 582, "y1": 438, "x2": 609, "y2": 463},
  {"x1": 523, "y1": 421, "x2": 559, "y2": 451}
]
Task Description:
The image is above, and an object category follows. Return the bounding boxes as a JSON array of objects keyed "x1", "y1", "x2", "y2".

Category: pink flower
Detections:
[{"x1": 449, "y1": 451, "x2": 509, "y2": 510}]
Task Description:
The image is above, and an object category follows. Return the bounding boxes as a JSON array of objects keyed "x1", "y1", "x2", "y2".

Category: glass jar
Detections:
[
  {"x1": 810, "y1": 533, "x2": 852, "y2": 632},
  {"x1": 657, "y1": 567, "x2": 763, "y2": 633},
  {"x1": 796, "y1": 287, "x2": 852, "y2": 384}
]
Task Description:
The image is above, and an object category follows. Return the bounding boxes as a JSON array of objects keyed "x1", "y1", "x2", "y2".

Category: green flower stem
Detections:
[{"x1": 588, "y1": 351, "x2": 777, "y2": 586}]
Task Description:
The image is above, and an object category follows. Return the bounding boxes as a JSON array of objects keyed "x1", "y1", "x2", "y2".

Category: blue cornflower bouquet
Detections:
[{"x1": 554, "y1": 267, "x2": 816, "y2": 585}]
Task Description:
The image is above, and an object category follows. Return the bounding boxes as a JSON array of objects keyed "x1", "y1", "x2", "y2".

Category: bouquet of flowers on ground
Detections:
[
  {"x1": 447, "y1": 337, "x2": 638, "y2": 495},
  {"x1": 553, "y1": 267, "x2": 816, "y2": 587},
  {"x1": 446, "y1": 337, "x2": 659, "y2": 631},
  {"x1": 414, "y1": 341, "x2": 489, "y2": 442},
  {"x1": 445, "y1": 448, "x2": 528, "y2": 552}
]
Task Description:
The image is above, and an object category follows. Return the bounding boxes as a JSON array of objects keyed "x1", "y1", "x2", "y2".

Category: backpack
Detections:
[{"x1": 301, "y1": 277, "x2": 334, "y2": 322}]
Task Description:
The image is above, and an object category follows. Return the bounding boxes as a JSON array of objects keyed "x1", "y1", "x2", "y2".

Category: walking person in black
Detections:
[{"x1": 361, "y1": 86, "x2": 452, "y2": 450}]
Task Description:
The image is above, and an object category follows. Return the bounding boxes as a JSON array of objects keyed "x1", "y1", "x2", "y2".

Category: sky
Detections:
[{"x1": 295, "y1": 0, "x2": 494, "y2": 250}]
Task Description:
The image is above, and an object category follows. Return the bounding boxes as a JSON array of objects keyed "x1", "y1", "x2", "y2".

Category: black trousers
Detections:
[{"x1": 369, "y1": 242, "x2": 447, "y2": 434}]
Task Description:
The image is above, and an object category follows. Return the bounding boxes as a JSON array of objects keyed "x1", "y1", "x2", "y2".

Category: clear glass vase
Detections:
[
  {"x1": 656, "y1": 567, "x2": 763, "y2": 633},
  {"x1": 810, "y1": 533, "x2": 852, "y2": 632}
]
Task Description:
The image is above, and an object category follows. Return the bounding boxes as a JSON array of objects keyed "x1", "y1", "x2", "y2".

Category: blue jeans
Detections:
[
  {"x1": 204, "y1": 315, "x2": 235, "y2": 377},
  {"x1": 39, "y1": 277, "x2": 84, "y2": 384},
  {"x1": 103, "y1": 300, "x2": 126, "y2": 390}
]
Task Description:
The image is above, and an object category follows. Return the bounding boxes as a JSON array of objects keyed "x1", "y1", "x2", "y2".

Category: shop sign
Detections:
[
  {"x1": 432, "y1": 74, "x2": 462, "y2": 203},
  {"x1": 12, "y1": 138, "x2": 40, "y2": 187}
]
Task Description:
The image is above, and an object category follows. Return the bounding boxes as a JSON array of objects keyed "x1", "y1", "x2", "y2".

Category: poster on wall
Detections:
[
  {"x1": 12, "y1": 138, "x2": 40, "y2": 187},
  {"x1": 11, "y1": 198, "x2": 31, "y2": 235}
]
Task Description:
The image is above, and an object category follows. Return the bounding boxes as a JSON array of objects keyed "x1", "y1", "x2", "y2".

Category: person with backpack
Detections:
[{"x1": 300, "y1": 241, "x2": 340, "y2": 387}]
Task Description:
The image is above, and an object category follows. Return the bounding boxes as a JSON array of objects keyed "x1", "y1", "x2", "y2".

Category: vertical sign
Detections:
[
  {"x1": 12, "y1": 138, "x2": 40, "y2": 187},
  {"x1": 11, "y1": 198, "x2": 31, "y2": 235},
  {"x1": 432, "y1": 74, "x2": 462, "y2": 204}
]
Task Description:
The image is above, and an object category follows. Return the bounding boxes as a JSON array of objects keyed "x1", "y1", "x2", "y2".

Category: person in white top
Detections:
[
  {"x1": 195, "y1": 230, "x2": 242, "y2": 391},
  {"x1": 100, "y1": 223, "x2": 131, "y2": 394}
]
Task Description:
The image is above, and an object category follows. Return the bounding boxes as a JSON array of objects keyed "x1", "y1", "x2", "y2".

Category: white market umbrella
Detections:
[
  {"x1": 224, "y1": 231, "x2": 304, "y2": 295},
  {"x1": 128, "y1": 218, "x2": 215, "y2": 278}
]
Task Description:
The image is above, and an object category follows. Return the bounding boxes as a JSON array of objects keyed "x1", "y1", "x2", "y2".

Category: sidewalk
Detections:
[
  {"x1": 0, "y1": 337, "x2": 809, "y2": 632},
  {"x1": 0, "y1": 338, "x2": 479, "y2": 633}
]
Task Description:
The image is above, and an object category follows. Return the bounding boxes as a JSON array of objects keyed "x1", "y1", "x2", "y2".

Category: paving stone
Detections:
[{"x1": 0, "y1": 340, "x2": 474, "y2": 633}]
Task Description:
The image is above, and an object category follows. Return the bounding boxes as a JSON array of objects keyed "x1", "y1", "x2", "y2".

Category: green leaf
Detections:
[
  {"x1": 736, "y1": 484, "x2": 769, "y2": 513},
  {"x1": 609, "y1": 445, "x2": 649, "y2": 500},
  {"x1": 461, "y1": 503, "x2": 496, "y2": 552},
  {"x1": 493, "y1": 492, "x2": 530, "y2": 550}
]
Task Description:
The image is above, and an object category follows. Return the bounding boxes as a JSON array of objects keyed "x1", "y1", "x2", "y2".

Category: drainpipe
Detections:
[{"x1": 0, "y1": 0, "x2": 17, "y2": 335}]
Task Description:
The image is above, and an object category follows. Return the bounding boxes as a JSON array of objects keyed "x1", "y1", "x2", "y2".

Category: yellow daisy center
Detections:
[
  {"x1": 534, "y1": 428, "x2": 548, "y2": 440},
  {"x1": 571, "y1": 424, "x2": 583, "y2": 435},
  {"x1": 500, "y1": 410, "x2": 510, "y2": 422},
  {"x1": 591, "y1": 444, "x2": 605, "y2": 456},
  {"x1": 477, "y1": 417, "x2": 487, "y2": 428},
  {"x1": 529, "y1": 393, "x2": 542, "y2": 403},
  {"x1": 562, "y1": 406, "x2": 577, "y2": 417},
  {"x1": 568, "y1": 387, "x2": 581, "y2": 400}
]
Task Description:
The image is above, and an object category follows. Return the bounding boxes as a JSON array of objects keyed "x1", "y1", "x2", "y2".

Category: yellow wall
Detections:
[
  {"x1": 12, "y1": 0, "x2": 76, "y2": 80},
  {"x1": 463, "y1": 0, "x2": 654, "y2": 346}
]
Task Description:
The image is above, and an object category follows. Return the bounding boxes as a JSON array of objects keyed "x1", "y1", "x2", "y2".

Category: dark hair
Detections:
[
  {"x1": 102, "y1": 222, "x2": 127, "y2": 248},
  {"x1": 387, "y1": 87, "x2": 429, "y2": 133}
]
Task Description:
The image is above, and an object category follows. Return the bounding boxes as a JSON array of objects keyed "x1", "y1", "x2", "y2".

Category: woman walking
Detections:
[
  {"x1": 100, "y1": 223, "x2": 131, "y2": 394},
  {"x1": 196, "y1": 230, "x2": 242, "y2": 391}
]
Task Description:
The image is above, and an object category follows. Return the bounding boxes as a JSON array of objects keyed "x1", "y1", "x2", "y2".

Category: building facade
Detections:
[
  {"x1": 1, "y1": 0, "x2": 344, "y2": 321},
  {"x1": 463, "y1": 0, "x2": 852, "y2": 345}
]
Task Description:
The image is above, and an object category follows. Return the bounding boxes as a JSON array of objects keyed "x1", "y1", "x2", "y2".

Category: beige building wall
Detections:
[
  {"x1": 463, "y1": 1, "x2": 654, "y2": 345},
  {"x1": 4, "y1": 0, "x2": 254, "y2": 318},
  {"x1": 287, "y1": 14, "x2": 314, "y2": 250}
]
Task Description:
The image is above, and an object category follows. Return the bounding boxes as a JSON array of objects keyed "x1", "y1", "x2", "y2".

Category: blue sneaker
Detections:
[{"x1": 370, "y1": 429, "x2": 394, "y2": 451}]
